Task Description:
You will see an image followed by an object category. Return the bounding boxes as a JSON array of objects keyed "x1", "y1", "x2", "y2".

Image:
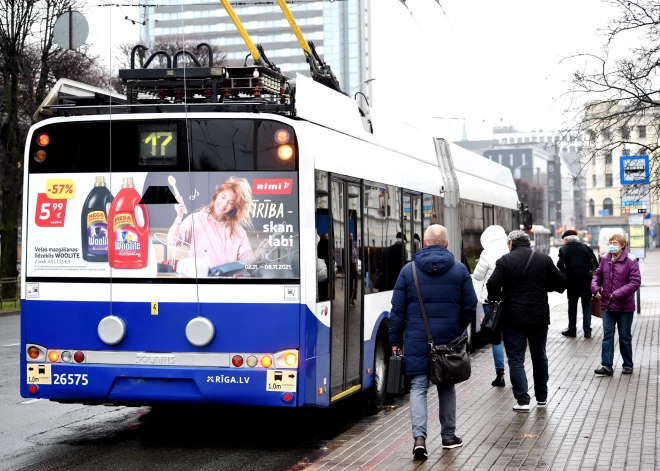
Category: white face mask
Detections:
[{"x1": 316, "y1": 234, "x2": 320, "y2": 245}]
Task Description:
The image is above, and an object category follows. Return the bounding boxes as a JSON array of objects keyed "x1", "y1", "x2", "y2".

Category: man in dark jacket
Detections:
[
  {"x1": 557, "y1": 229, "x2": 598, "y2": 338},
  {"x1": 390, "y1": 225, "x2": 477, "y2": 460},
  {"x1": 487, "y1": 230, "x2": 565, "y2": 412}
]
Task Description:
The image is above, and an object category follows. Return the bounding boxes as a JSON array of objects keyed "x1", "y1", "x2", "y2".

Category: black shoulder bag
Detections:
[
  {"x1": 482, "y1": 250, "x2": 535, "y2": 345},
  {"x1": 411, "y1": 261, "x2": 471, "y2": 386}
]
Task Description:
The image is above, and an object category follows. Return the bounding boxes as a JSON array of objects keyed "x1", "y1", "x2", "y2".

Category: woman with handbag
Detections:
[
  {"x1": 592, "y1": 234, "x2": 641, "y2": 376},
  {"x1": 472, "y1": 225, "x2": 509, "y2": 387},
  {"x1": 389, "y1": 225, "x2": 477, "y2": 460}
]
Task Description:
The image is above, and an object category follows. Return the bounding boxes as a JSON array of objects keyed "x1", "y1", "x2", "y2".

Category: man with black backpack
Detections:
[
  {"x1": 487, "y1": 230, "x2": 565, "y2": 412},
  {"x1": 557, "y1": 229, "x2": 599, "y2": 338}
]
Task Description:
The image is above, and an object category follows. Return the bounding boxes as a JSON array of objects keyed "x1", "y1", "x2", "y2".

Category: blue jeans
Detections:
[
  {"x1": 503, "y1": 325, "x2": 549, "y2": 405},
  {"x1": 568, "y1": 295, "x2": 592, "y2": 334},
  {"x1": 602, "y1": 310, "x2": 634, "y2": 369},
  {"x1": 409, "y1": 375, "x2": 456, "y2": 440},
  {"x1": 483, "y1": 304, "x2": 505, "y2": 371}
]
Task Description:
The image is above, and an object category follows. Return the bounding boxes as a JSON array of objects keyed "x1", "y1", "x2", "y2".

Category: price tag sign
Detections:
[
  {"x1": 45, "y1": 179, "x2": 76, "y2": 199},
  {"x1": 35, "y1": 193, "x2": 67, "y2": 227}
]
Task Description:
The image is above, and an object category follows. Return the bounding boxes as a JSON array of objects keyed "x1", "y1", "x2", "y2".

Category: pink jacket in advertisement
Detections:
[{"x1": 591, "y1": 247, "x2": 641, "y2": 312}]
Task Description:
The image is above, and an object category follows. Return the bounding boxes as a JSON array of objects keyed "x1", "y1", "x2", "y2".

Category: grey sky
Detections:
[{"x1": 84, "y1": 0, "x2": 618, "y2": 140}]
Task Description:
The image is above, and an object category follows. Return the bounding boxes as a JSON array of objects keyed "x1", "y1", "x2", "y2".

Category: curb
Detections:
[{"x1": 0, "y1": 310, "x2": 19, "y2": 318}]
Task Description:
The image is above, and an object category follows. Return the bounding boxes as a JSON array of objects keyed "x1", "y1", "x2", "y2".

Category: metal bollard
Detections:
[{"x1": 636, "y1": 258, "x2": 641, "y2": 314}]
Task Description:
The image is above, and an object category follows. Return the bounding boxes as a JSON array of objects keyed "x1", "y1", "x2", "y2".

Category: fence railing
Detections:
[{"x1": 0, "y1": 278, "x2": 20, "y2": 311}]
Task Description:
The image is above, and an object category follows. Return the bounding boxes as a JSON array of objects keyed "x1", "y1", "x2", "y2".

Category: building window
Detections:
[
  {"x1": 510, "y1": 154, "x2": 514, "y2": 166},
  {"x1": 605, "y1": 173, "x2": 613, "y2": 187},
  {"x1": 603, "y1": 198, "x2": 614, "y2": 215},
  {"x1": 501, "y1": 138, "x2": 508, "y2": 144},
  {"x1": 605, "y1": 151, "x2": 612, "y2": 165},
  {"x1": 589, "y1": 199, "x2": 595, "y2": 217},
  {"x1": 524, "y1": 137, "x2": 530, "y2": 143},
  {"x1": 592, "y1": 175, "x2": 597, "y2": 187},
  {"x1": 622, "y1": 147, "x2": 630, "y2": 156},
  {"x1": 522, "y1": 153, "x2": 526, "y2": 165},
  {"x1": 548, "y1": 163, "x2": 554, "y2": 172},
  {"x1": 621, "y1": 127, "x2": 630, "y2": 140},
  {"x1": 638, "y1": 126, "x2": 647, "y2": 139}
]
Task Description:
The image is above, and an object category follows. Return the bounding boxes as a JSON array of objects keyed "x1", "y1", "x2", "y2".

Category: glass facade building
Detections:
[{"x1": 139, "y1": 0, "x2": 371, "y2": 97}]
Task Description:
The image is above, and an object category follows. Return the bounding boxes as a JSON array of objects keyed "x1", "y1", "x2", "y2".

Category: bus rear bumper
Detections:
[{"x1": 21, "y1": 364, "x2": 299, "y2": 407}]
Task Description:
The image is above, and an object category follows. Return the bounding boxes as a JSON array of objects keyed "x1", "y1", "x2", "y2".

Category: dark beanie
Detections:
[{"x1": 562, "y1": 229, "x2": 578, "y2": 239}]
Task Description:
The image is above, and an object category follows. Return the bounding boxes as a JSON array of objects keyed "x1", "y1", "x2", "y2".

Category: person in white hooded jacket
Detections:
[{"x1": 472, "y1": 225, "x2": 509, "y2": 387}]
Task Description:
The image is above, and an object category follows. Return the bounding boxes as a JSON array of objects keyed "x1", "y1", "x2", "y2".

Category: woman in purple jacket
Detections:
[{"x1": 592, "y1": 234, "x2": 641, "y2": 376}]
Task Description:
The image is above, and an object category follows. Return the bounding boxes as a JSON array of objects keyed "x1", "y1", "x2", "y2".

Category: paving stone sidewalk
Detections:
[{"x1": 305, "y1": 300, "x2": 660, "y2": 471}]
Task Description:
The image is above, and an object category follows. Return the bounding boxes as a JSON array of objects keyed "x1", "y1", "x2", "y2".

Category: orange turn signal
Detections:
[
  {"x1": 48, "y1": 351, "x2": 59, "y2": 362},
  {"x1": 260, "y1": 356, "x2": 272, "y2": 368},
  {"x1": 277, "y1": 145, "x2": 293, "y2": 161},
  {"x1": 28, "y1": 347, "x2": 40, "y2": 359}
]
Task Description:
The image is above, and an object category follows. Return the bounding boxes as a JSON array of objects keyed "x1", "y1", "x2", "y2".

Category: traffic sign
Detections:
[{"x1": 620, "y1": 155, "x2": 650, "y2": 185}]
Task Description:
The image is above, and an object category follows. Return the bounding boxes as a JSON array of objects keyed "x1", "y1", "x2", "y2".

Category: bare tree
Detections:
[
  {"x1": 0, "y1": 0, "x2": 38, "y2": 286},
  {"x1": 34, "y1": 0, "x2": 83, "y2": 104},
  {"x1": 563, "y1": 0, "x2": 660, "y2": 198}
]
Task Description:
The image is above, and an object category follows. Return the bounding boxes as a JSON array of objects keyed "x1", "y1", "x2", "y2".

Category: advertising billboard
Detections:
[{"x1": 26, "y1": 172, "x2": 300, "y2": 280}]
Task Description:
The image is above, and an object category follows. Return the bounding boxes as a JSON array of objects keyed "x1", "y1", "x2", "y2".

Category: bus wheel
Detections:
[{"x1": 365, "y1": 327, "x2": 389, "y2": 414}]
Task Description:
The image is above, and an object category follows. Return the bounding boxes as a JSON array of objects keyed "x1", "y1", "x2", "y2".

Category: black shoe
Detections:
[
  {"x1": 442, "y1": 436, "x2": 463, "y2": 449},
  {"x1": 584, "y1": 331, "x2": 592, "y2": 339},
  {"x1": 595, "y1": 365, "x2": 613, "y2": 376},
  {"x1": 492, "y1": 369, "x2": 505, "y2": 387},
  {"x1": 622, "y1": 367, "x2": 633, "y2": 374},
  {"x1": 562, "y1": 329, "x2": 576, "y2": 337},
  {"x1": 413, "y1": 436, "x2": 428, "y2": 460}
]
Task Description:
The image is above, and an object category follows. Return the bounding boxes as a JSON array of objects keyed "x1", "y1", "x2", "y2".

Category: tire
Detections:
[{"x1": 365, "y1": 327, "x2": 389, "y2": 414}]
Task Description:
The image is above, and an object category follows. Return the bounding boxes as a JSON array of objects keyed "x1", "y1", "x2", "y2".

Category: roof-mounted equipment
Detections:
[{"x1": 274, "y1": 0, "x2": 344, "y2": 94}]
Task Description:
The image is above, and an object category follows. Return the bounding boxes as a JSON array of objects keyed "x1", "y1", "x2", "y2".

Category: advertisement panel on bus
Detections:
[{"x1": 26, "y1": 172, "x2": 300, "y2": 280}]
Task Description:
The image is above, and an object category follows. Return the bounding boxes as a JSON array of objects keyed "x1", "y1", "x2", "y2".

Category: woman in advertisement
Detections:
[{"x1": 168, "y1": 176, "x2": 257, "y2": 269}]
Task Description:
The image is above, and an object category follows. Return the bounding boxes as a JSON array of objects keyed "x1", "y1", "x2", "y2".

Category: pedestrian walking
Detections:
[
  {"x1": 557, "y1": 229, "x2": 599, "y2": 338},
  {"x1": 592, "y1": 234, "x2": 641, "y2": 376},
  {"x1": 486, "y1": 230, "x2": 565, "y2": 412},
  {"x1": 389, "y1": 225, "x2": 477, "y2": 460},
  {"x1": 472, "y1": 225, "x2": 509, "y2": 387}
]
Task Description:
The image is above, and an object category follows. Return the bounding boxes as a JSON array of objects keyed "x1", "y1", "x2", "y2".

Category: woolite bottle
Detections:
[
  {"x1": 81, "y1": 176, "x2": 114, "y2": 262},
  {"x1": 108, "y1": 177, "x2": 150, "y2": 269}
]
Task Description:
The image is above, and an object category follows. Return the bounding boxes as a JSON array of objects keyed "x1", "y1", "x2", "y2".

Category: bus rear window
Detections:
[{"x1": 28, "y1": 118, "x2": 297, "y2": 174}]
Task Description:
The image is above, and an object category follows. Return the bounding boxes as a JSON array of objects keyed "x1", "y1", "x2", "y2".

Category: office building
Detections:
[{"x1": 139, "y1": 0, "x2": 372, "y2": 100}]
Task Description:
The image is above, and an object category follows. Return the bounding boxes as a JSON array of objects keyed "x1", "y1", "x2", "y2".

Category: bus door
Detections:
[{"x1": 329, "y1": 178, "x2": 363, "y2": 400}]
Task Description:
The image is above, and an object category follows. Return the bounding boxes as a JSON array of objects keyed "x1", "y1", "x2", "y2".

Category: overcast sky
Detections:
[{"x1": 84, "y1": 0, "x2": 619, "y2": 140}]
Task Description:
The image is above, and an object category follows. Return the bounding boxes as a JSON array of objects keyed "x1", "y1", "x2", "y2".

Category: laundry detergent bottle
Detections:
[
  {"x1": 81, "y1": 176, "x2": 114, "y2": 262},
  {"x1": 108, "y1": 177, "x2": 150, "y2": 269}
]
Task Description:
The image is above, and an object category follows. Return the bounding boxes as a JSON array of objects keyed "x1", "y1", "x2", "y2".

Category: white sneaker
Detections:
[
  {"x1": 513, "y1": 403, "x2": 530, "y2": 412},
  {"x1": 537, "y1": 401, "x2": 547, "y2": 408}
]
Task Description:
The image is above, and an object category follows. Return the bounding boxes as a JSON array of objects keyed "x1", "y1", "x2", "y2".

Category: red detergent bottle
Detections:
[{"x1": 108, "y1": 177, "x2": 150, "y2": 269}]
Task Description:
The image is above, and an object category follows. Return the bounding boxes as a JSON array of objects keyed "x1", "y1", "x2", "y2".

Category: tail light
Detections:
[
  {"x1": 260, "y1": 356, "x2": 273, "y2": 368},
  {"x1": 47, "y1": 351, "x2": 59, "y2": 362},
  {"x1": 27, "y1": 346, "x2": 40, "y2": 359},
  {"x1": 29, "y1": 385, "x2": 38, "y2": 395},
  {"x1": 246, "y1": 355, "x2": 258, "y2": 368},
  {"x1": 61, "y1": 351, "x2": 72, "y2": 363},
  {"x1": 232, "y1": 355, "x2": 244, "y2": 367},
  {"x1": 282, "y1": 392, "x2": 294, "y2": 403},
  {"x1": 74, "y1": 351, "x2": 85, "y2": 363},
  {"x1": 34, "y1": 150, "x2": 47, "y2": 162},
  {"x1": 37, "y1": 133, "x2": 50, "y2": 147}
]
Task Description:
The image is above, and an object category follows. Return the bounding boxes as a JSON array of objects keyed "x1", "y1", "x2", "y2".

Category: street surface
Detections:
[
  {"x1": 2, "y1": 247, "x2": 657, "y2": 471},
  {"x1": 0, "y1": 313, "x2": 395, "y2": 471},
  {"x1": 307, "y1": 248, "x2": 660, "y2": 471}
]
